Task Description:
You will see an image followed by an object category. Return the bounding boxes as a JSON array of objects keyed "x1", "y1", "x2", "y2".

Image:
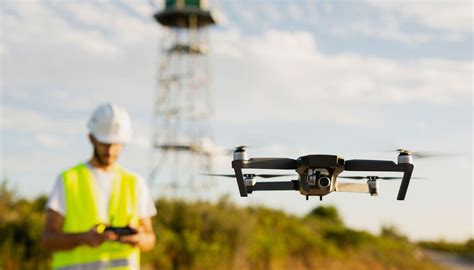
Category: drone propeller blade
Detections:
[
  {"x1": 232, "y1": 145, "x2": 250, "y2": 152},
  {"x1": 256, "y1": 174, "x2": 295, "y2": 178},
  {"x1": 201, "y1": 173, "x2": 235, "y2": 178},
  {"x1": 379, "y1": 176, "x2": 425, "y2": 180},
  {"x1": 394, "y1": 149, "x2": 457, "y2": 159},
  {"x1": 201, "y1": 173, "x2": 295, "y2": 179},
  {"x1": 338, "y1": 176, "x2": 367, "y2": 180},
  {"x1": 222, "y1": 145, "x2": 252, "y2": 154},
  {"x1": 245, "y1": 158, "x2": 298, "y2": 170},
  {"x1": 339, "y1": 176, "x2": 401, "y2": 180},
  {"x1": 338, "y1": 175, "x2": 424, "y2": 180}
]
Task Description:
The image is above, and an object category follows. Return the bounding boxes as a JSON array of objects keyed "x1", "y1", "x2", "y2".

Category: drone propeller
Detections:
[
  {"x1": 394, "y1": 148, "x2": 455, "y2": 159},
  {"x1": 202, "y1": 173, "x2": 294, "y2": 179},
  {"x1": 202, "y1": 173, "x2": 235, "y2": 178},
  {"x1": 235, "y1": 145, "x2": 248, "y2": 151},
  {"x1": 224, "y1": 145, "x2": 251, "y2": 155},
  {"x1": 339, "y1": 175, "x2": 424, "y2": 180}
]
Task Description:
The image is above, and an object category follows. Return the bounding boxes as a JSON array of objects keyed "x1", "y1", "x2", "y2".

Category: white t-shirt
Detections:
[{"x1": 46, "y1": 163, "x2": 157, "y2": 221}]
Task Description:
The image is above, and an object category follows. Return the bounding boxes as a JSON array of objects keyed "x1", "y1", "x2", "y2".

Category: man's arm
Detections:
[
  {"x1": 41, "y1": 209, "x2": 117, "y2": 251},
  {"x1": 119, "y1": 217, "x2": 156, "y2": 252}
]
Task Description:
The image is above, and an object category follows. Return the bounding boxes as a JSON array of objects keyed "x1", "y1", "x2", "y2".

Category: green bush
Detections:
[{"x1": 307, "y1": 205, "x2": 343, "y2": 225}]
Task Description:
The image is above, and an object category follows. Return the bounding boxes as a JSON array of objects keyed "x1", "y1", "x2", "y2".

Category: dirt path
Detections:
[{"x1": 423, "y1": 250, "x2": 474, "y2": 270}]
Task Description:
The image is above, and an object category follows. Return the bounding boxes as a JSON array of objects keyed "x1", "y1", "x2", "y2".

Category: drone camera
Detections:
[
  {"x1": 318, "y1": 177, "x2": 331, "y2": 189},
  {"x1": 307, "y1": 168, "x2": 332, "y2": 189}
]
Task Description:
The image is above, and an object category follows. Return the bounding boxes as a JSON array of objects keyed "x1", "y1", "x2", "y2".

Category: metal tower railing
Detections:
[{"x1": 149, "y1": 0, "x2": 216, "y2": 199}]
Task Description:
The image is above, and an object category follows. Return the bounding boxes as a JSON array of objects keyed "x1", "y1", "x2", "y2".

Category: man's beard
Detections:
[{"x1": 93, "y1": 147, "x2": 111, "y2": 166}]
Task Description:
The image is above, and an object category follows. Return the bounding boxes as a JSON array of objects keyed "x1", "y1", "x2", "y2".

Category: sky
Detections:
[{"x1": 1, "y1": 0, "x2": 472, "y2": 241}]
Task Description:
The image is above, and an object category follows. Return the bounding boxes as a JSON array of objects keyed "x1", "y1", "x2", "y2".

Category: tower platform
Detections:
[{"x1": 154, "y1": 7, "x2": 215, "y2": 28}]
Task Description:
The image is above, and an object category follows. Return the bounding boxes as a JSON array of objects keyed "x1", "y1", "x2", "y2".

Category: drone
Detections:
[{"x1": 206, "y1": 146, "x2": 427, "y2": 201}]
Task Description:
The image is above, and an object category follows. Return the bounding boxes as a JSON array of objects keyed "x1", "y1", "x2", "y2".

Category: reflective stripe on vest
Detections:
[
  {"x1": 55, "y1": 258, "x2": 136, "y2": 270},
  {"x1": 52, "y1": 163, "x2": 140, "y2": 270}
]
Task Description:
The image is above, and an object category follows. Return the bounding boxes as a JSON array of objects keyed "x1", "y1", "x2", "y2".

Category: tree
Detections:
[{"x1": 307, "y1": 205, "x2": 343, "y2": 225}]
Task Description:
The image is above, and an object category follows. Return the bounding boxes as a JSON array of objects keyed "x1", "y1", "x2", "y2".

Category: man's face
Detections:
[{"x1": 89, "y1": 135, "x2": 124, "y2": 166}]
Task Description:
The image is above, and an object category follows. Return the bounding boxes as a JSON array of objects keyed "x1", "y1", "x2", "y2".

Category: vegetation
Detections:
[
  {"x1": 0, "y1": 181, "x2": 444, "y2": 270},
  {"x1": 0, "y1": 182, "x2": 50, "y2": 269},
  {"x1": 418, "y1": 239, "x2": 474, "y2": 261}
]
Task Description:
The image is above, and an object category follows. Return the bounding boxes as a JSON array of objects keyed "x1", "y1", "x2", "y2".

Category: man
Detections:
[{"x1": 42, "y1": 103, "x2": 156, "y2": 270}]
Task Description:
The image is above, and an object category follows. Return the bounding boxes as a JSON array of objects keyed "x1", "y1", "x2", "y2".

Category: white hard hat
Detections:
[{"x1": 87, "y1": 103, "x2": 132, "y2": 144}]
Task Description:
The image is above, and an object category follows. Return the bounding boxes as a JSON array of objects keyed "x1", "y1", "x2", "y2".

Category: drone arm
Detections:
[
  {"x1": 345, "y1": 159, "x2": 414, "y2": 200},
  {"x1": 344, "y1": 160, "x2": 401, "y2": 172},
  {"x1": 232, "y1": 166, "x2": 248, "y2": 197},
  {"x1": 397, "y1": 163, "x2": 414, "y2": 200},
  {"x1": 239, "y1": 158, "x2": 298, "y2": 170},
  {"x1": 232, "y1": 158, "x2": 297, "y2": 197},
  {"x1": 249, "y1": 180, "x2": 300, "y2": 192}
]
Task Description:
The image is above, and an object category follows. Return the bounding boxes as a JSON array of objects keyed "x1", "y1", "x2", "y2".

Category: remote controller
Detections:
[{"x1": 104, "y1": 226, "x2": 137, "y2": 236}]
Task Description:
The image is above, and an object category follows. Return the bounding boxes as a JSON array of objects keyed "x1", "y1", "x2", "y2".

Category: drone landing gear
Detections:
[{"x1": 306, "y1": 195, "x2": 323, "y2": 201}]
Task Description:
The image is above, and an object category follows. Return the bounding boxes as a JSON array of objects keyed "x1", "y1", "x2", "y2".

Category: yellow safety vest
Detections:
[{"x1": 52, "y1": 163, "x2": 140, "y2": 270}]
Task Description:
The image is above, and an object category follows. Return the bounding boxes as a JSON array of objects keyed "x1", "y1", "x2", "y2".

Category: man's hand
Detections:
[
  {"x1": 42, "y1": 209, "x2": 118, "y2": 251},
  {"x1": 83, "y1": 225, "x2": 118, "y2": 247},
  {"x1": 42, "y1": 209, "x2": 155, "y2": 252},
  {"x1": 119, "y1": 226, "x2": 143, "y2": 246},
  {"x1": 119, "y1": 218, "x2": 156, "y2": 252}
]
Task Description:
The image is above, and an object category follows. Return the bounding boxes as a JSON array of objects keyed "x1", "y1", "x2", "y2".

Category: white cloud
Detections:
[
  {"x1": 2, "y1": 2, "x2": 117, "y2": 56},
  {"x1": 287, "y1": 2, "x2": 302, "y2": 21},
  {"x1": 224, "y1": 1, "x2": 258, "y2": 28},
  {"x1": 36, "y1": 133, "x2": 67, "y2": 148},
  {"x1": 0, "y1": 43, "x2": 7, "y2": 56},
  {"x1": 209, "y1": 0, "x2": 229, "y2": 27},
  {"x1": 1, "y1": 2, "x2": 158, "y2": 115},
  {"x1": 212, "y1": 30, "x2": 472, "y2": 125},
  {"x1": 1, "y1": 106, "x2": 84, "y2": 136},
  {"x1": 212, "y1": 29, "x2": 243, "y2": 59},
  {"x1": 2, "y1": 1, "x2": 471, "y2": 131},
  {"x1": 1, "y1": 106, "x2": 57, "y2": 132},
  {"x1": 325, "y1": 1, "x2": 472, "y2": 44},
  {"x1": 214, "y1": 1, "x2": 471, "y2": 45},
  {"x1": 329, "y1": 16, "x2": 435, "y2": 45},
  {"x1": 129, "y1": 134, "x2": 151, "y2": 149},
  {"x1": 367, "y1": 1, "x2": 472, "y2": 33},
  {"x1": 1, "y1": 1, "x2": 159, "y2": 57}
]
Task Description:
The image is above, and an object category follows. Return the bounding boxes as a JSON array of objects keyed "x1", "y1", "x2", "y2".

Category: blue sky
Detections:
[{"x1": 1, "y1": 0, "x2": 472, "y2": 241}]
